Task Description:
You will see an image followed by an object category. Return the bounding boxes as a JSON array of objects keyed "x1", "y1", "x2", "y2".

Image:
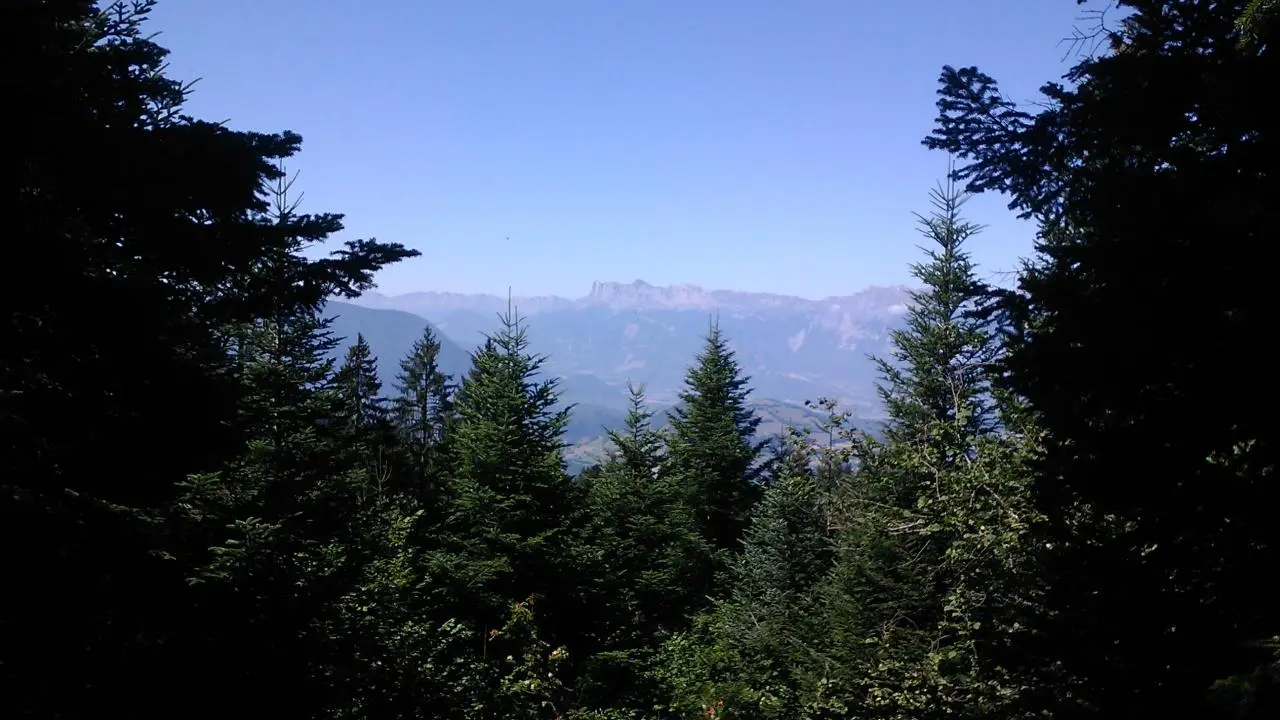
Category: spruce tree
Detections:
[
  {"x1": 333, "y1": 331, "x2": 407, "y2": 510},
  {"x1": 2, "y1": 6, "x2": 259, "y2": 709},
  {"x1": 925, "y1": 4, "x2": 1280, "y2": 716},
  {"x1": 5, "y1": 1, "x2": 419, "y2": 705},
  {"x1": 576, "y1": 382, "x2": 708, "y2": 711},
  {"x1": 719, "y1": 426, "x2": 833, "y2": 717},
  {"x1": 333, "y1": 333, "x2": 387, "y2": 434},
  {"x1": 183, "y1": 312, "x2": 348, "y2": 716},
  {"x1": 728, "y1": 429, "x2": 830, "y2": 637},
  {"x1": 875, "y1": 177, "x2": 996, "y2": 457},
  {"x1": 176, "y1": 169, "x2": 401, "y2": 717},
  {"x1": 442, "y1": 302, "x2": 578, "y2": 643},
  {"x1": 665, "y1": 320, "x2": 768, "y2": 561},
  {"x1": 605, "y1": 381, "x2": 665, "y2": 475},
  {"x1": 393, "y1": 325, "x2": 454, "y2": 482},
  {"x1": 6, "y1": 3, "x2": 411, "y2": 717},
  {"x1": 815, "y1": 178, "x2": 1038, "y2": 719}
]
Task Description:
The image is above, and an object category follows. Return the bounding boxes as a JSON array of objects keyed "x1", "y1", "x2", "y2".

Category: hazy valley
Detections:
[{"x1": 326, "y1": 280, "x2": 908, "y2": 469}]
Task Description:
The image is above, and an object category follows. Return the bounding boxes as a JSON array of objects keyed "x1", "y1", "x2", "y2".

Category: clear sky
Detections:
[{"x1": 151, "y1": 0, "x2": 1091, "y2": 299}]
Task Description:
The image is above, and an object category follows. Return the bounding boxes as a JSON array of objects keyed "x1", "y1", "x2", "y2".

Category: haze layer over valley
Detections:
[
  {"x1": 327, "y1": 280, "x2": 909, "y2": 469},
  {"x1": 346, "y1": 279, "x2": 911, "y2": 414}
]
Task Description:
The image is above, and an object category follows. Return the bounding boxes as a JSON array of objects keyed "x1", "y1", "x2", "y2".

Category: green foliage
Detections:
[
  {"x1": 715, "y1": 428, "x2": 835, "y2": 718},
  {"x1": 10, "y1": 2, "x2": 1274, "y2": 719},
  {"x1": 171, "y1": 169, "x2": 403, "y2": 717},
  {"x1": 926, "y1": 2, "x2": 1280, "y2": 717},
  {"x1": 607, "y1": 382, "x2": 667, "y2": 475},
  {"x1": 875, "y1": 177, "x2": 997, "y2": 451},
  {"x1": 821, "y1": 179, "x2": 1040, "y2": 720},
  {"x1": 576, "y1": 383, "x2": 710, "y2": 712},
  {"x1": 649, "y1": 178, "x2": 1045, "y2": 720},
  {"x1": 1236, "y1": 0, "x2": 1278, "y2": 48},
  {"x1": 665, "y1": 321, "x2": 770, "y2": 583},
  {"x1": 815, "y1": 185, "x2": 1019, "y2": 717},
  {"x1": 394, "y1": 325, "x2": 456, "y2": 483},
  {"x1": 449, "y1": 306, "x2": 572, "y2": 532},
  {"x1": 491, "y1": 598, "x2": 574, "y2": 719},
  {"x1": 334, "y1": 333, "x2": 388, "y2": 433},
  {"x1": 439, "y1": 302, "x2": 583, "y2": 665},
  {"x1": 2, "y1": 2, "x2": 416, "y2": 714}
]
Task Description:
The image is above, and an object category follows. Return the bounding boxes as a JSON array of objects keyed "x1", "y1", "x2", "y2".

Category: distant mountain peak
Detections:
[
  {"x1": 584, "y1": 280, "x2": 716, "y2": 310},
  {"x1": 588, "y1": 279, "x2": 670, "y2": 293},
  {"x1": 353, "y1": 281, "x2": 915, "y2": 318}
]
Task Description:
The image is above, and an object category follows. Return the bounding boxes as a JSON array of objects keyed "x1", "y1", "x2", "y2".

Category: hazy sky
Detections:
[{"x1": 151, "y1": 0, "x2": 1093, "y2": 299}]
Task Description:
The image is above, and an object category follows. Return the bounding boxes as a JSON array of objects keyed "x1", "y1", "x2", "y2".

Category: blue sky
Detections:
[{"x1": 151, "y1": 0, "x2": 1091, "y2": 299}]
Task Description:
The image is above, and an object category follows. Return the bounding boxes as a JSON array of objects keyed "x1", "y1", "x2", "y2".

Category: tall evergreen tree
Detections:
[
  {"x1": 180, "y1": 309, "x2": 348, "y2": 717},
  {"x1": 728, "y1": 429, "x2": 831, "y2": 640},
  {"x1": 722, "y1": 426, "x2": 834, "y2": 718},
  {"x1": 333, "y1": 333, "x2": 387, "y2": 434},
  {"x1": 812, "y1": 179, "x2": 1039, "y2": 719},
  {"x1": 332, "y1": 331, "x2": 405, "y2": 511},
  {"x1": 875, "y1": 176, "x2": 997, "y2": 457},
  {"x1": 442, "y1": 303, "x2": 579, "y2": 647},
  {"x1": 605, "y1": 381, "x2": 666, "y2": 476},
  {"x1": 174, "y1": 164, "x2": 409, "y2": 718},
  {"x1": 665, "y1": 320, "x2": 768, "y2": 561},
  {"x1": 394, "y1": 325, "x2": 455, "y2": 482},
  {"x1": 2, "y1": 3, "x2": 416, "y2": 714},
  {"x1": 925, "y1": 2, "x2": 1280, "y2": 717},
  {"x1": 576, "y1": 382, "x2": 708, "y2": 712}
]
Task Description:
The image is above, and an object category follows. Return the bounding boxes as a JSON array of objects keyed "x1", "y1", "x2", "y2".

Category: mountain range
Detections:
[{"x1": 325, "y1": 279, "x2": 911, "y2": 470}]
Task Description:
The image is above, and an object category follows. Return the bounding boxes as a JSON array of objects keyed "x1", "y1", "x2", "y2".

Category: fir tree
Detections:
[
  {"x1": 333, "y1": 333, "x2": 387, "y2": 434},
  {"x1": 719, "y1": 426, "x2": 833, "y2": 717},
  {"x1": 189, "y1": 163, "x2": 359, "y2": 697},
  {"x1": 665, "y1": 320, "x2": 768, "y2": 560},
  {"x1": 925, "y1": 3, "x2": 1280, "y2": 716},
  {"x1": 393, "y1": 325, "x2": 455, "y2": 481},
  {"x1": 605, "y1": 381, "x2": 665, "y2": 476},
  {"x1": 4, "y1": 2, "x2": 417, "y2": 709},
  {"x1": 729, "y1": 429, "x2": 830, "y2": 631},
  {"x1": 442, "y1": 302, "x2": 578, "y2": 644},
  {"x1": 181, "y1": 310, "x2": 348, "y2": 717},
  {"x1": 176, "y1": 164, "x2": 413, "y2": 717},
  {"x1": 814, "y1": 178, "x2": 1039, "y2": 719},
  {"x1": 2, "y1": 8, "x2": 257, "y2": 710},
  {"x1": 576, "y1": 382, "x2": 708, "y2": 711},
  {"x1": 875, "y1": 176, "x2": 997, "y2": 459},
  {"x1": 333, "y1": 331, "x2": 406, "y2": 509}
]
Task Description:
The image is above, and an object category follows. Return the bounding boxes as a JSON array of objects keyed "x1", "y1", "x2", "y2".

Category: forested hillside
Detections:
[{"x1": 3, "y1": 1, "x2": 1277, "y2": 719}]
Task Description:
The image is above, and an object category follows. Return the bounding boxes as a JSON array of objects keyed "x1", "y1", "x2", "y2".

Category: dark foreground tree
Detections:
[
  {"x1": 1, "y1": 3, "x2": 416, "y2": 716},
  {"x1": 926, "y1": 2, "x2": 1280, "y2": 717}
]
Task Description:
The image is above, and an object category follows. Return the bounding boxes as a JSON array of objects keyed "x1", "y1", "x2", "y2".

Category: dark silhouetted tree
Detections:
[{"x1": 925, "y1": 2, "x2": 1280, "y2": 717}]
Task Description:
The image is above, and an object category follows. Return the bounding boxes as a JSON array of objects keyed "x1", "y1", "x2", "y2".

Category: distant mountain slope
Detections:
[
  {"x1": 357, "y1": 279, "x2": 909, "y2": 317},
  {"x1": 323, "y1": 300, "x2": 472, "y2": 388},
  {"x1": 324, "y1": 302, "x2": 638, "y2": 415},
  {"x1": 561, "y1": 397, "x2": 886, "y2": 474},
  {"x1": 326, "y1": 296, "x2": 891, "y2": 475},
  {"x1": 353, "y1": 280, "x2": 911, "y2": 416}
]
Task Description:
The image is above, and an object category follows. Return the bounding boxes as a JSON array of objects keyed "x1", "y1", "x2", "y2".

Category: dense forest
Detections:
[{"x1": 4, "y1": 1, "x2": 1278, "y2": 718}]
